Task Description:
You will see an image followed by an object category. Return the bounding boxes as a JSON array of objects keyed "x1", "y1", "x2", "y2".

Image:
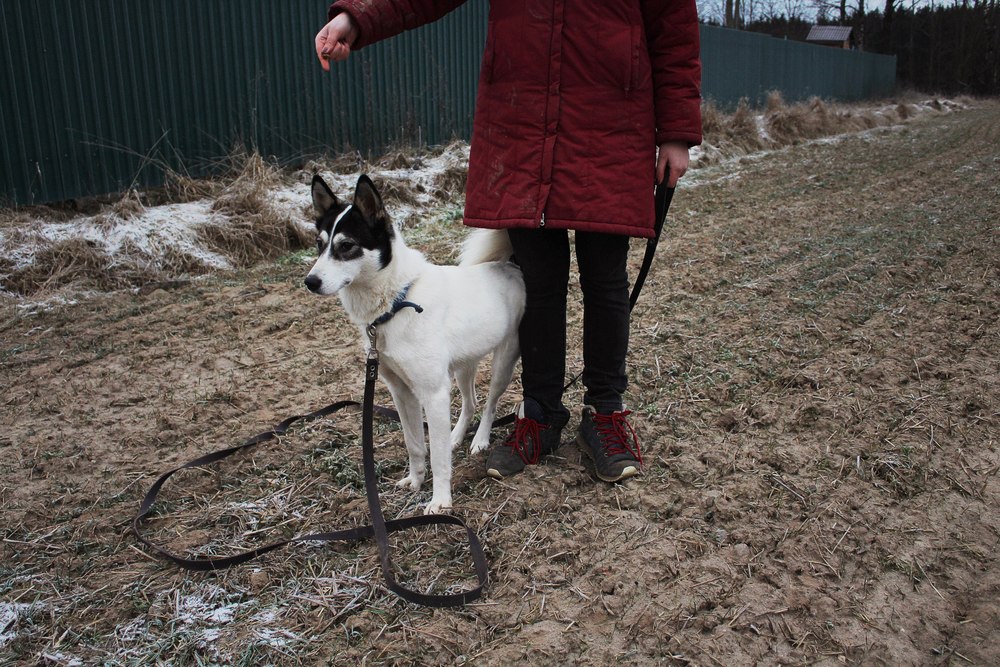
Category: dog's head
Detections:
[{"x1": 304, "y1": 174, "x2": 395, "y2": 296}]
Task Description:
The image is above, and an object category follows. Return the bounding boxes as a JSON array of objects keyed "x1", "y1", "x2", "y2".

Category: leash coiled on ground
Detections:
[{"x1": 132, "y1": 359, "x2": 489, "y2": 607}]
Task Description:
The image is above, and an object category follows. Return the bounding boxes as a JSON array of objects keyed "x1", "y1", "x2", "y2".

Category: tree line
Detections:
[{"x1": 701, "y1": 0, "x2": 1000, "y2": 95}]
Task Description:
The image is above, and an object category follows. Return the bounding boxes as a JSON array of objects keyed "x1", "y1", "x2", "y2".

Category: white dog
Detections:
[{"x1": 304, "y1": 175, "x2": 524, "y2": 514}]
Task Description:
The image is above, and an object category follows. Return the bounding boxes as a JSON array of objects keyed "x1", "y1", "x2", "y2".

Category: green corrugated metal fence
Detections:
[
  {"x1": 700, "y1": 26, "x2": 897, "y2": 109},
  {"x1": 0, "y1": 2, "x2": 896, "y2": 207}
]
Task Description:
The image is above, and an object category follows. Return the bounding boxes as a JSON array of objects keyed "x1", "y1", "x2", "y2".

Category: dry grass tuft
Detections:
[
  {"x1": 765, "y1": 90, "x2": 786, "y2": 114},
  {"x1": 0, "y1": 146, "x2": 316, "y2": 297},
  {"x1": 1, "y1": 231, "x2": 212, "y2": 296},
  {"x1": 700, "y1": 100, "x2": 725, "y2": 137},
  {"x1": 766, "y1": 96, "x2": 852, "y2": 144},
  {"x1": 116, "y1": 237, "x2": 211, "y2": 280},
  {"x1": 211, "y1": 150, "x2": 282, "y2": 218},
  {"x1": 199, "y1": 148, "x2": 312, "y2": 267},
  {"x1": 0, "y1": 210, "x2": 36, "y2": 233},
  {"x1": 92, "y1": 190, "x2": 148, "y2": 231},
  {"x1": 374, "y1": 149, "x2": 417, "y2": 171},
  {"x1": 111, "y1": 189, "x2": 146, "y2": 219},
  {"x1": 700, "y1": 98, "x2": 765, "y2": 157},
  {"x1": 433, "y1": 164, "x2": 467, "y2": 201},
  {"x1": 163, "y1": 168, "x2": 218, "y2": 203},
  {"x1": 730, "y1": 98, "x2": 766, "y2": 151},
  {"x1": 0, "y1": 206, "x2": 74, "y2": 230},
  {"x1": 162, "y1": 144, "x2": 289, "y2": 208},
  {"x1": 303, "y1": 150, "x2": 368, "y2": 176},
  {"x1": 377, "y1": 179, "x2": 423, "y2": 208},
  {"x1": 198, "y1": 212, "x2": 311, "y2": 268},
  {"x1": 2, "y1": 238, "x2": 111, "y2": 295}
]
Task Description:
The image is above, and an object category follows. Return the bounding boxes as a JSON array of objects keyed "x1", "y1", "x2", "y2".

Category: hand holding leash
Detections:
[{"x1": 656, "y1": 141, "x2": 690, "y2": 188}]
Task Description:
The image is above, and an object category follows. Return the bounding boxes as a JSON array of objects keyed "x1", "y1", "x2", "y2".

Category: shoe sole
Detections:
[
  {"x1": 484, "y1": 440, "x2": 562, "y2": 481},
  {"x1": 577, "y1": 433, "x2": 640, "y2": 483}
]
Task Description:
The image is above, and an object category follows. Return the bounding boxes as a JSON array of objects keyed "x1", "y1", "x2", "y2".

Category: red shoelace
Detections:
[
  {"x1": 592, "y1": 410, "x2": 643, "y2": 465},
  {"x1": 504, "y1": 417, "x2": 549, "y2": 464}
]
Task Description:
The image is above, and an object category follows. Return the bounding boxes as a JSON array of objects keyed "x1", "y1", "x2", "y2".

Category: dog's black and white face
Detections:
[{"x1": 304, "y1": 175, "x2": 395, "y2": 296}]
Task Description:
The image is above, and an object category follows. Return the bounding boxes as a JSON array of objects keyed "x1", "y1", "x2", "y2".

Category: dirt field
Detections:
[{"x1": 2, "y1": 102, "x2": 998, "y2": 666}]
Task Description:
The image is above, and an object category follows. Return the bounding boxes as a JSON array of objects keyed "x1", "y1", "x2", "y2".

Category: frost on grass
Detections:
[
  {"x1": 0, "y1": 601, "x2": 45, "y2": 649},
  {"x1": 691, "y1": 95, "x2": 969, "y2": 171},
  {"x1": 0, "y1": 142, "x2": 471, "y2": 302},
  {"x1": 110, "y1": 581, "x2": 305, "y2": 664},
  {"x1": 0, "y1": 101, "x2": 965, "y2": 303}
]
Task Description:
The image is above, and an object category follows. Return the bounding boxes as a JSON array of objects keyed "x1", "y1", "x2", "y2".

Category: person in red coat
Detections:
[{"x1": 316, "y1": 0, "x2": 702, "y2": 483}]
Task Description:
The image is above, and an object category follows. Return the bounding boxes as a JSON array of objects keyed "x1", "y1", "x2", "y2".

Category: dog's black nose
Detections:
[{"x1": 304, "y1": 275, "x2": 322, "y2": 293}]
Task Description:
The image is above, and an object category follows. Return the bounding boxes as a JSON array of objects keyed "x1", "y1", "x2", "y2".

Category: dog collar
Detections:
[{"x1": 370, "y1": 283, "x2": 424, "y2": 327}]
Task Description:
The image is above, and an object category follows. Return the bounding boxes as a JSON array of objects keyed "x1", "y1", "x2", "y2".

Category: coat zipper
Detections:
[{"x1": 539, "y1": 213, "x2": 546, "y2": 227}]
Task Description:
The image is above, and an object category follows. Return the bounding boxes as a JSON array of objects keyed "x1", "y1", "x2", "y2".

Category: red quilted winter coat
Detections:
[{"x1": 329, "y1": 0, "x2": 702, "y2": 238}]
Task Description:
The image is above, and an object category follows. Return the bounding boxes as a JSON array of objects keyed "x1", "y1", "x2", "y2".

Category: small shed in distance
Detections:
[{"x1": 806, "y1": 25, "x2": 856, "y2": 49}]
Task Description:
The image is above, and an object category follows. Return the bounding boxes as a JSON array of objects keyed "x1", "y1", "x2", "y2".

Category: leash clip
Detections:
[{"x1": 366, "y1": 324, "x2": 379, "y2": 360}]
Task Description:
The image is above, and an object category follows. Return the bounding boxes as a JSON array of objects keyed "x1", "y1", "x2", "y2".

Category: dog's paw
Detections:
[
  {"x1": 469, "y1": 437, "x2": 490, "y2": 456},
  {"x1": 395, "y1": 474, "x2": 423, "y2": 491},
  {"x1": 449, "y1": 434, "x2": 465, "y2": 451},
  {"x1": 424, "y1": 497, "x2": 453, "y2": 515}
]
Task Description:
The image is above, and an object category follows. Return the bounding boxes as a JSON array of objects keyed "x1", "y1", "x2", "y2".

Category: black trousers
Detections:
[{"x1": 507, "y1": 228, "x2": 630, "y2": 420}]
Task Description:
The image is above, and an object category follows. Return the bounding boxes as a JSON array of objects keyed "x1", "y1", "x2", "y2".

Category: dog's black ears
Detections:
[
  {"x1": 353, "y1": 175, "x2": 388, "y2": 226},
  {"x1": 311, "y1": 175, "x2": 341, "y2": 216}
]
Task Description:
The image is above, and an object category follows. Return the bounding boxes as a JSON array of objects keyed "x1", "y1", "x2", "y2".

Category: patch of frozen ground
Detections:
[
  {"x1": 687, "y1": 98, "x2": 967, "y2": 186},
  {"x1": 0, "y1": 103, "x2": 964, "y2": 307},
  {"x1": 1, "y1": 601, "x2": 44, "y2": 648},
  {"x1": 107, "y1": 582, "x2": 303, "y2": 663}
]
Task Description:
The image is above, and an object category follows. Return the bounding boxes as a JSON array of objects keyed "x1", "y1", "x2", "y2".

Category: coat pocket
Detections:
[
  {"x1": 625, "y1": 24, "x2": 641, "y2": 95},
  {"x1": 483, "y1": 20, "x2": 496, "y2": 84}
]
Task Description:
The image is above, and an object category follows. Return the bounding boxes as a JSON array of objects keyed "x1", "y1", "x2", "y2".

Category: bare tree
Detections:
[
  {"x1": 810, "y1": 0, "x2": 868, "y2": 23},
  {"x1": 726, "y1": 0, "x2": 745, "y2": 26},
  {"x1": 696, "y1": 0, "x2": 728, "y2": 24},
  {"x1": 784, "y1": 0, "x2": 811, "y2": 19}
]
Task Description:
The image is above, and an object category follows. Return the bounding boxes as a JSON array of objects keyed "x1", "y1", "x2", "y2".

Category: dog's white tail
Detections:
[{"x1": 459, "y1": 229, "x2": 513, "y2": 266}]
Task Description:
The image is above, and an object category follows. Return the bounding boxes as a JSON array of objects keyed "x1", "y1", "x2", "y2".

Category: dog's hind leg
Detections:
[
  {"x1": 470, "y1": 339, "x2": 519, "y2": 455},
  {"x1": 422, "y1": 385, "x2": 455, "y2": 514},
  {"x1": 450, "y1": 361, "x2": 478, "y2": 450},
  {"x1": 381, "y1": 368, "x2": 427, "y2": 492}
]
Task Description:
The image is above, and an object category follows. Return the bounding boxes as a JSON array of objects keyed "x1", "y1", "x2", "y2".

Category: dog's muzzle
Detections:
[{"x1": 304, "y1": 274, "x2": 322, "y2": 293}]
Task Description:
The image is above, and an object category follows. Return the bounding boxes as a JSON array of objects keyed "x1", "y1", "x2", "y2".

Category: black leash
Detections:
[
  {"x1": 132, "y1": 323, "x2": 488, "y2": 608},
  {"x1": 631, "y1": 181, "x2": 675, "y2": 311}
]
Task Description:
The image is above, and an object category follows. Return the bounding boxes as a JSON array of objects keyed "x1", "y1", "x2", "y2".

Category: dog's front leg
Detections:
[
  {"x1": 381, "y1": 368, "x2": 427, "y2": 491},
  {"x1": 422, "y1": 386, "x2": 454, "y2": 514}
]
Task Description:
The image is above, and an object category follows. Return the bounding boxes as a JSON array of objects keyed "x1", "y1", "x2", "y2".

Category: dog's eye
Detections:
[
  {"x1": 337, "y1": 240, "x2": 357, "y2": 253},
  {"x1": 315, "y1": 237, "x2": 324, "y2": 253}
]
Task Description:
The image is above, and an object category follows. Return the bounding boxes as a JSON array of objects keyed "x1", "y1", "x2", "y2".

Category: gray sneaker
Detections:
[
  {"x1": 486, "y1": 399, "x2": 565, "y2": 479},
  {"x1": 577, "y1": 406, "x2": 642, "y2": 482}
]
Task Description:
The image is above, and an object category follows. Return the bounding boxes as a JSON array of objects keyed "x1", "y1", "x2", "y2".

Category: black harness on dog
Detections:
[{"x1": 370, "y1": 282, "x2": 424, "y2": 326}]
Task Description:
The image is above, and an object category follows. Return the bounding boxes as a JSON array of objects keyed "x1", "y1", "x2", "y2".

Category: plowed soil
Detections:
[{"x1": 2, "y1": 103, "x2": 998, "y2": 666}]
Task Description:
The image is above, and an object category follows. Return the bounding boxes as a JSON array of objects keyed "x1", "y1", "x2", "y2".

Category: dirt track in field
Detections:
[{"x1": 2, "y1": 103, "x2": 999, "y2": 665}]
